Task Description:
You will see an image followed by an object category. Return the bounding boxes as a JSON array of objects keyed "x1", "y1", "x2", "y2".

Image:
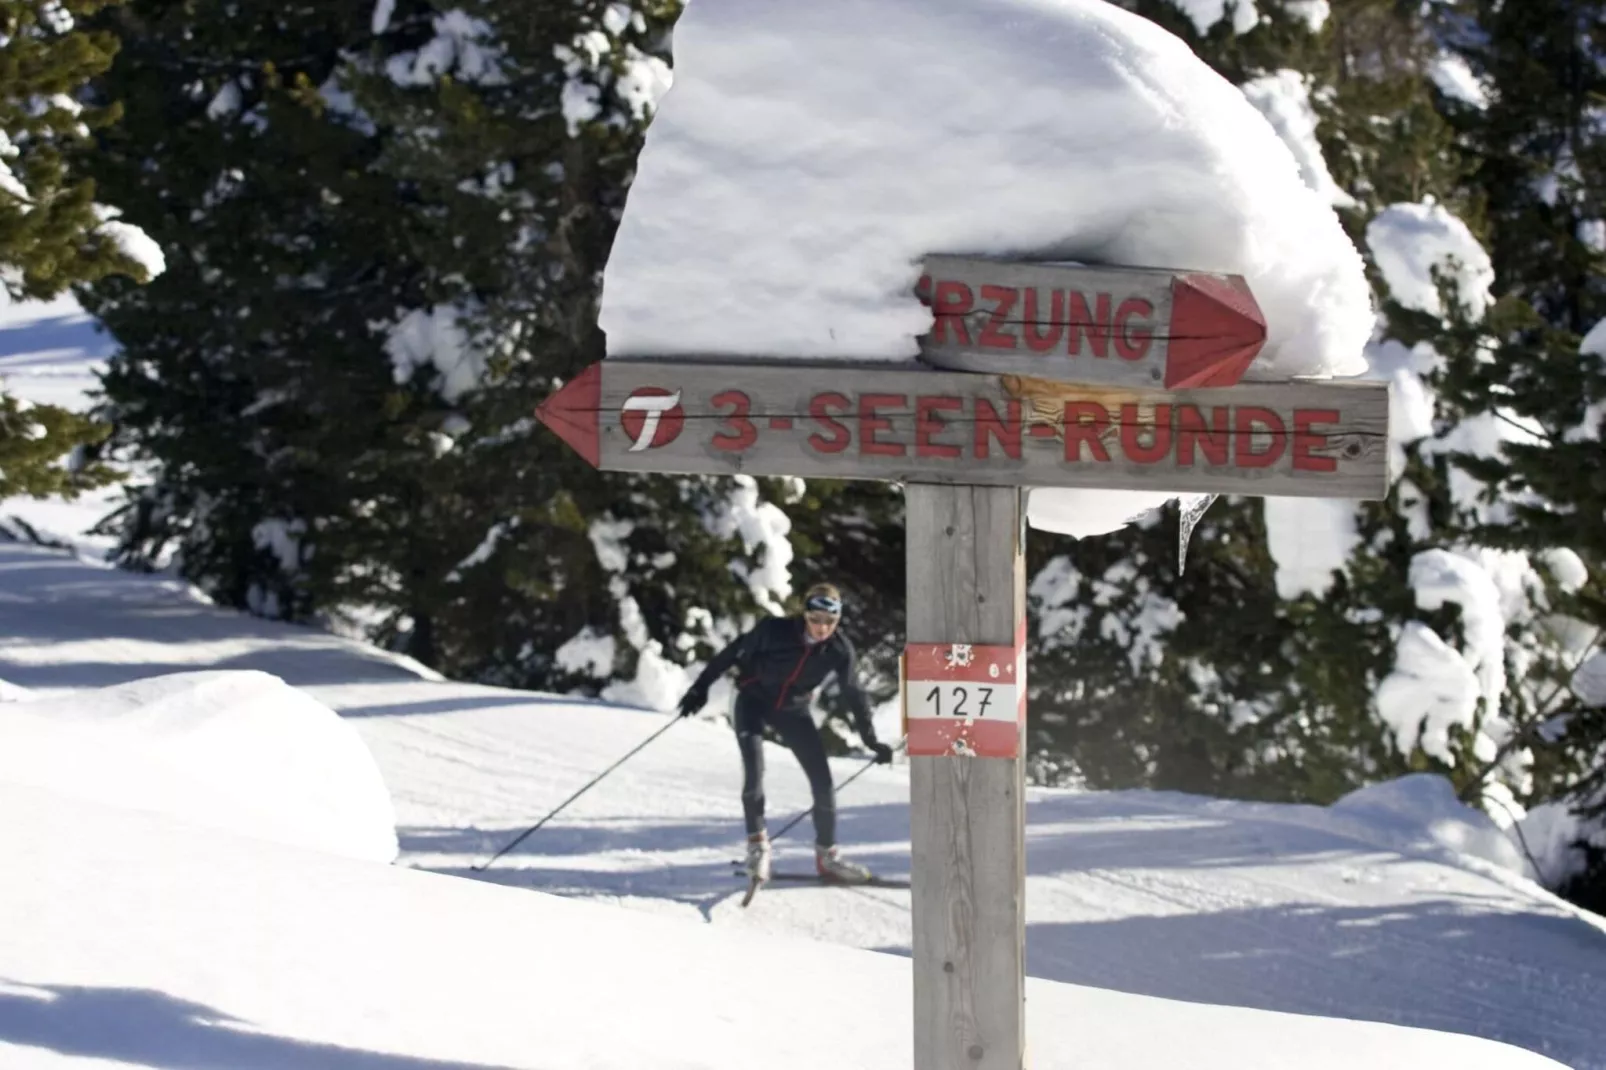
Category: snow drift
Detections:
[
  {"x1": 0, "y1": 670, "x2": 397, "y2": 863},
  {"x1": 1331, "y1": 774, "x2": 1529, "y2": 877}
]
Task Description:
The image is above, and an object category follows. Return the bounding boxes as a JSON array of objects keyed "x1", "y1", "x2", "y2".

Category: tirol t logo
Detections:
[{"x1": 620, "y1": 388, "x2": 684, "y2": 451}]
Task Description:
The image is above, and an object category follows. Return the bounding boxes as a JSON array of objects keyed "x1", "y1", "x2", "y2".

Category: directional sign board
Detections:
[
  {"x1": 536, "y1": 357, "x2": 1390, "y2": 500},
  {"x1": 916, "y1": 254, "x2": 1267, "y2": 390}
]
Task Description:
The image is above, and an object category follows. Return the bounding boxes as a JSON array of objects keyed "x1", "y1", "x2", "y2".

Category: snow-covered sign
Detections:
[
  {"x1": 554, "y1": 0, "x2": 1395, "y2": 1061},
  {"x1": 917, "y1": 255, "x2": 1268, "y2": 389},
  {"x1": 535, "y1": 352, "x2": 1390, "y2": 499}
]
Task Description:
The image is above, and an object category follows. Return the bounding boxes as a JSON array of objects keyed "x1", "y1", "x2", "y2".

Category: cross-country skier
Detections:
[{"x1": 676, "y1": 582, "x2": 894, "y2": 885}]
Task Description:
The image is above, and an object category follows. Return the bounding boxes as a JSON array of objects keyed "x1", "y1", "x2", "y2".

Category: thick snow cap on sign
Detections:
[{"x1": 599, "y1": 0, "x2": 1373, "y2": 536}]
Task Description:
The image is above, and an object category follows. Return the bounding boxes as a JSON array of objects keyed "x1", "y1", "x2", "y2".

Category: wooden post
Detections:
[{"x1": 906, "y1": 482, "x2": 1027, "y2": 1070}]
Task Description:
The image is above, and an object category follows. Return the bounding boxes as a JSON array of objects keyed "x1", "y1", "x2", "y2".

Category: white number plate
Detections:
[{"x1": 905, "y1": 681, "x2": 1019, "y2": 722}]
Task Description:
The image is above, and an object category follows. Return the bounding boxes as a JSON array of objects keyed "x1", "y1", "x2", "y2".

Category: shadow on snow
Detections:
[{"x1": 0, "y1": 980, "x2": 523, "y2": 1070}]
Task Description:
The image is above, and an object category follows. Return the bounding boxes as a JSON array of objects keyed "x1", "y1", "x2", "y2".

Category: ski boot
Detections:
[
  {"x1": 815, "y1": 844, "x2": 873, "y2": 884},
  {"x1": 744, "y1": 832, "x2": 772, "y2": 883}
]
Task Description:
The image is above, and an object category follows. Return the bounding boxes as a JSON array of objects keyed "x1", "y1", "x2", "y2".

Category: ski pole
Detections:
[
  {"x1": 770, "y1": 740, "x2": 905, "y2": 844},
  {"x1": 473, "y1": 716, "x2": 679, "y2": 872}
]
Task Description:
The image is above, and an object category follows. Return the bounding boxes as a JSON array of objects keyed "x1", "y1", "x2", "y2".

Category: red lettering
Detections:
[
  {"x1": 915, "y1": 274, "x2": 933, "y2": 304},
  {"x1": 932, "y1": 280, "x2": 974, "y2": 346},
  {"x1": 711, "y1": 390, "x2": 758, "y2": 452},
  {"x1": 1023, "y1": 287, "x2": 1065, "y2": 353},
  {"x1": 1063, "y1": 401, "x2": 1111, "y2": 462},
  {"x1": 1293, "y1": 409, "x2": 1339, "y2": 472},
  {"x1": 859, "y1": 393, "x2": 906, "y2": 457},
  {"x1": 1119, "y1": 403, "x2": 1172, "y2": 464},
  {"x1": 808, "y1": 392, "x2": 851, "y2": 453},
  {"x1": 1114, "y1": 298, "x2": 1154, "y2": 361},
  {"x1": 975, "y1": 398, "x2": 1022, "y2": 460},
  {"x1": 1234, "y1": 407, "x2": 1286, "y2": 468},
  {"x1": 978, "y1": 285, "x2": 1019, "y2": 350},
  {"x1": 1067, "y1": 292, "x2": 1112, "y2": 358},
  {"x1": 915, "y1": 396, "x2": 962, "y2": 458},
  {"x1": 1177, "y1": 405, "x2": 1230, "y2": 466}
]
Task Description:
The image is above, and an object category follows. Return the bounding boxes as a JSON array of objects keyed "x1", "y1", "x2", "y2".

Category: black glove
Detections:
[
  {"x1": 676, "y1": 684, "x2": 708, "y2": 719},
  {"x1": 869, "y1": 741, "x2": 894, "y2": 765}
]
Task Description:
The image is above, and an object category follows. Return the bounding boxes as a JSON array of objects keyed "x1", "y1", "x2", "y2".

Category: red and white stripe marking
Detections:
[{"x1": 903, "y1": 634, "x2": 1025, "y2": 759}]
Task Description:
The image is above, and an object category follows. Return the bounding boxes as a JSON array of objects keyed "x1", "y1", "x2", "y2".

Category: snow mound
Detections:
[
  {"x1": 0, "y1": 670, "x2": 397, "y2": 863},
  {"x1": 600, "y1": 0, "x2": 1372, "y2": 377},
  {"x1": 1332, "y1": 774, "x2": 1527, "y2": 877}
]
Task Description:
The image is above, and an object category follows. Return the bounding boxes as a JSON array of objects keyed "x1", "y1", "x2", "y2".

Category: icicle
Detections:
[{"x1": 1176, "y1": 493, "x2": 1218, "y2": 574}]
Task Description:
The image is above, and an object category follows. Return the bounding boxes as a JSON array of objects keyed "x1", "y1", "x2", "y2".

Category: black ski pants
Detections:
[{"x1": 735, "y1": 695, "x2": 835, "y2": 848}]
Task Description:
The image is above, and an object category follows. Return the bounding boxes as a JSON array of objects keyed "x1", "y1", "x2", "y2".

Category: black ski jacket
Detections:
[{"x1": 691, "y1": 617, "x2": 879, "y2": 744}]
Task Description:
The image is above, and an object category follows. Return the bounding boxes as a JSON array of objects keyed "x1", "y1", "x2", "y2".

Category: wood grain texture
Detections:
[
  {"x1": 579, "y1": 358, "x2": 1390, "y2": 499},
  {"x1": 907, "y1": 483, "x2": 1026, "y2": 1070}
]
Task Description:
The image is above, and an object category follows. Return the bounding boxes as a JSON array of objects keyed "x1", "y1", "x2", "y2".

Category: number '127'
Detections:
[{"x1": 923, "y1": 685, "x2": 996, "y2": 717}]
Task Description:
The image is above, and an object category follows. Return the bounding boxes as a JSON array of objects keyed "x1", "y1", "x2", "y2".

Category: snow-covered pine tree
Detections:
[
  {"x1": 314, "y1": 0, "x2": 821, "y2": 707},
  {"x1": 0, "y1": 0, "x2": 146, "y2": 510},
  {"x1": 1021, "y1": 0, "x2": 1364, "y2": 797},
  {"x1": 76, "y1": 0, "x2": 895, "y2": 729},
  {"x1": 1429, "y1": 0, "x2": 1606, "y2": 908},
  {"x1": 315, "y1": 0, "x2": 915, "y2": 734},
  {"x1": 1025, "y1": 0, "x2": 1571, "y2": 825},
  {"x1": 1019, "y1": 1, "x2": 1384, "y2": 798},
  {"x1": 80, "y1": 0, "x2": 472, "y2": 627}
]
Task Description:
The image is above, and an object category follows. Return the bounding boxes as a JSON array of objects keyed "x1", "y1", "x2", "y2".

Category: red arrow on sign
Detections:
[
  {"x1": 535, "y1": 363, "x2": 601, "y2": 467},
  {"x1": 917, "y1": 255, "x2": 1267, "y2": 390},
  {"x1": 1167, "y1": 272, "x2": 1267, "y2": 389}
]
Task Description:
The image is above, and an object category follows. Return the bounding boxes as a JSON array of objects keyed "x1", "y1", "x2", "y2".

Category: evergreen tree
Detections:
[
  {"x1": 1433, "y1": 0, "x2": 1606, "y2": 907},
  {"x1": 1023, "y1": 0, "x2": 1545, "y2": 816},
  {"x1": 81, "y1": 1, "x2": 838, "y2": 717},
  {"x1": 0, "y1": 0, "x2": 143, "y2": 511},
  {"x1": 345, "y1": 1, "x2": 908, "y2": 737},
  {"x1": 0, "y1": 0, "x2": 143, "y2": 295},
  {"x1": 324, "y1": 0, "x2": 808, "y2": 697},
  {"x1": 82, "y1": 0, "x2": 442, "y2": 618},
  {"x1": 0, "y1": 391, "x2": 115, "y2": 501},
  {"x1": 1033, "y1": 2, "x2": 1606, "y2": 922}
]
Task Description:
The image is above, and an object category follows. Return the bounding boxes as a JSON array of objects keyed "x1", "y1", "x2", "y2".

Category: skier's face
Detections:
[{"x1": 804, "y1": 612, "x2": 839, "y2": 641}]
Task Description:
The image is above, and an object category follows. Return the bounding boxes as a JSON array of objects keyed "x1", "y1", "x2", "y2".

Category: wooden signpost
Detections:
[{"x1": 534, "y1": 258, "x2": 1391, "y2": 1070}]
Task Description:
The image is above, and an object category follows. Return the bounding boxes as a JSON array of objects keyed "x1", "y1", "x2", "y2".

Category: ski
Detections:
[
  {"x1": 766, "y1": 871, "x2": 911, "y2": 889},
  {"x1": 729, "y1": 862, "x2": 910, "y2": 890},
  {"x1": 740, "y1": 874, "x2": 765, "y2": 908}
]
